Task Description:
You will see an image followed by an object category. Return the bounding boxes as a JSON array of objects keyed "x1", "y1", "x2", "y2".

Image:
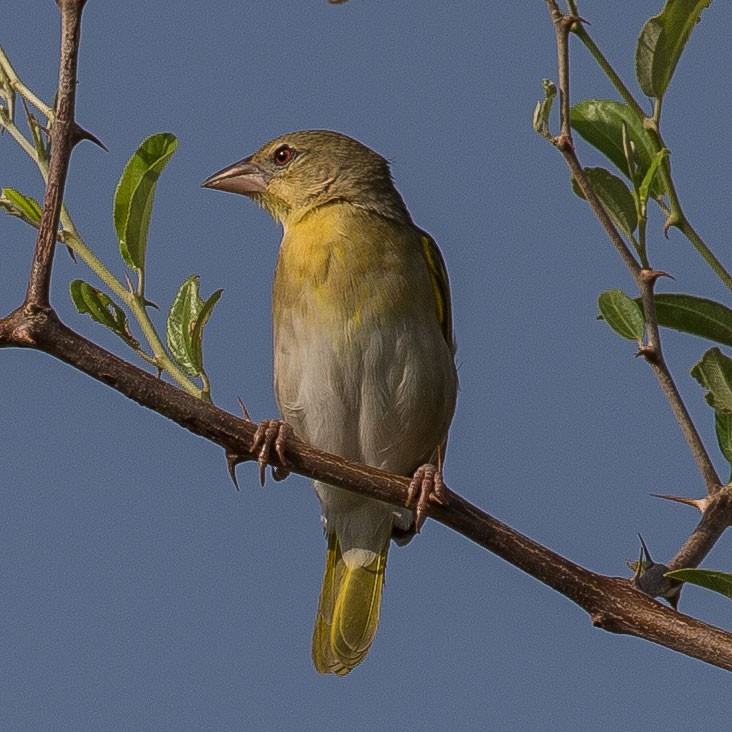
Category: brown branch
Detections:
[
  {"x1": 546, "y1": 3, "x2": 641, "y2": 278},
  {"x1": 669, "y1": 489, "x2": 732, "y2": 571},
  {"x1": 637, "y1": 270, "x2": 721, "y2": 495},
  {"x1": 2, "y1": 304, "x2": 732, "y2": 671},
  {"x1": 26, "y1": 0, "x2": 87, "y2": 308}
]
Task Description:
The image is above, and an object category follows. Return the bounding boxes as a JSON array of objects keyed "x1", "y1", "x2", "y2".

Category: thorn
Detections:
[
  {"x1": 236, "y1": 396, "x2": 252, "y2": 422},
  {"x1": 226, "y1": 450, "x2": 242, "y2": 491},
  {"x1": 638, "y1": 532, "x2": 653, "y2": 563},
  {"x1": 71, "y1": 121, "x2": 108, "y2": 151},
  {"x1": 65, "y1": 243, "x2": 76, "y2": 262},
  {"x1": 631, "y1": 533, "x2": 682, "y2": 608},
  {"x1": 640, "y1": 269, "x2": 674, "y2": 284},
  {"x1": 651, "y1": 493, "x2": 708, "y2": 512},
  {"x1": 143, "y1": 297, "x2": 159, "y2": 310},
  {"x1": 124, "y1": 272, "x2": 134, "y2": 293},
  {"x1": 635, "y1": 344, "x2": 657, "y2": 361},
  {"x1": 563, "y1": 14, "x2": 589, "y2": 30}
]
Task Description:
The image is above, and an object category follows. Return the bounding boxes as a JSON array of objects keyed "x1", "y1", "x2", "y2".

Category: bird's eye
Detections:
[{"x1": 273, "y1": 144, "x2": 295, "y2": 166}]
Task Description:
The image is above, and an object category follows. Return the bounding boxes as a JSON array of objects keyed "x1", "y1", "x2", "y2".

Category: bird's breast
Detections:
[{"x1": 273, "y1": 206, "x2": 416, "y2": 338}]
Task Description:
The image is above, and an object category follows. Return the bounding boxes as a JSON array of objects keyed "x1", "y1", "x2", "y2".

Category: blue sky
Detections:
[{"x1": 2, "y1": 2, "x2": 732, "y2": 730}]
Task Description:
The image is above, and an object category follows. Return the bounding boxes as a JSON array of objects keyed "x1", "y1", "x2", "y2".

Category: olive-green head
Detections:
[{"x1": 202, "y1": 130, "x2": 411, "y2": 225}]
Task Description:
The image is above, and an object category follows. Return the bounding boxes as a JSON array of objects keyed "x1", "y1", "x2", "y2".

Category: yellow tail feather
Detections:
[{"x1": 312, "y1": 532, "x2": 388, "y2": 676}]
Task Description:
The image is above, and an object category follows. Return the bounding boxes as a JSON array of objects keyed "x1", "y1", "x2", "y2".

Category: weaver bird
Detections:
[{"x1": 202, "y1": 130, "x2": 458, "y2": 675}]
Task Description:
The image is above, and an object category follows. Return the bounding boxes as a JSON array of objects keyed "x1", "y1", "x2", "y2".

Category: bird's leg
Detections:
[
  {"x1": 251, "y1": 419, "x2": 293, "y2": 486},
  {"x1": 406, "y1": 463, "x2": 447, "y2": 533}
]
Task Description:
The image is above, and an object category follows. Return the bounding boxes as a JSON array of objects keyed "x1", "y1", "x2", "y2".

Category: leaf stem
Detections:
[
  {"x1": 566, "y1": 1, "x2": 647, "y2": 120},
  {"x1": 0, "y1": 45, "x2": 55, "y2": 120}
]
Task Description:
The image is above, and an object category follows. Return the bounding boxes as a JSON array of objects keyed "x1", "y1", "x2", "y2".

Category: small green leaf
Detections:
[
  {"x1": 533, "y1": 78, "x2": 557, "y2": 139},
  {"x1": 638, "y1": 148, "x2": 669, "y2": 207},
  {"x1": 636, "y1": 0, "x2": 714, "y2": 99},
  {"x1": 571, "y1": 100, "x2": 666, "y2": 197},
  {"x1": 114, "y1": 132, "x2": 178, "y2": 274},
  {"x1": 69, "y1": 279, "x2": 139, "y2": 348},
  {"x1": 190, "y1": 288, "x2": 223, "y2": 375},
  {"x1": 166, "y1": 275, "x2": 222, "y2": 377},
  {"x1": 638, "y1": 293, "x2": 732, "y2": 348},
  {"x1": 714, "y1": 411, "x2": 732, "y2": 469},
  {"x1": 0, "y1": 63, "x2": 15, "y2": 121},
  {"x1": 691, "y1": 347, "x2": 732, "y2": 414},
  {"x1": 598, "y1": 289, "x2": 645, "y2": 341},
  {"x1": 0, "y1": 187, "x2": 42, "y2": 225},
  {"x1": 22, "y1": 98, "x2": 49, "y2": 163},
  {"x1": 665, "y1": 568, "x2": 732, "y2": 599},
  {"x1": 572, "y1": 167, "x2": 637, "y2": 236},
  {"x1": 621, "y1": 122, "x2": 641, "y2": 188}
]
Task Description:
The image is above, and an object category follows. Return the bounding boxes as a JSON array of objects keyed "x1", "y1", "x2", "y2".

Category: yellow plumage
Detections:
[
  {"x1": 312, "y1": 532, "x2": 387, "y2": 675},
  {"x1": 202, "y1": 130, "x2": 457, "y2": 675}
]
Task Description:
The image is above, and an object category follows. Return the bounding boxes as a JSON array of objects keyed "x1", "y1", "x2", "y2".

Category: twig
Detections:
[
  {"x1": 544, "y1": 0, "x2": 721, "y2": 498},
  {"x1": 669, "y1": 488, "x2": 732, "y2": 572},
  {"x1": 546, "y1": 4, "x2": 641, "y2": 278},
  {"x1": 637, "y1": 271, "x2": 721, "y2": 494},
  {"x1": 25, "y1": 0, "x2": 87, "y2": 308}
]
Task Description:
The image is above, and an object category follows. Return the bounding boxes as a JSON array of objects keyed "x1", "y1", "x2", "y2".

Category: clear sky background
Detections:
[{"x1": 2, "y1": 2, "x2": 732, "y2": 730}]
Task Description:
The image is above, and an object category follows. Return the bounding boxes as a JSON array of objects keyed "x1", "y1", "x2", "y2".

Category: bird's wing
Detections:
[{"x1": 418, "y1": 231, "x2": 455, "y2": 353}]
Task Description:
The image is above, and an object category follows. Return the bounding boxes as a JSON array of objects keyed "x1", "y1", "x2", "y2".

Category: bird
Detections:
[{"x1": 202, "y1": 130, "x2": 458, "y2": 675}]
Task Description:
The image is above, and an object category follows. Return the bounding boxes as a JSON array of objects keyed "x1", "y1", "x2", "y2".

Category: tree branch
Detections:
[
  {"x1": 543, "y1": 0, "x2": 727, "y2": 574},
  {"x1": 2, "y1": 304, "x2": 732, "y2": 671},
  {"x1": 26, "y1": 0, "x2": 86, "y2": 308}
]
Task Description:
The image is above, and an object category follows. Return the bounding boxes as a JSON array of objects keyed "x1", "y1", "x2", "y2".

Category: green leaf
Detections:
[
  {"x1": 638, "y1": 148, "x2": 669, "y2": 207},
  {"x1": 714, "y1": 410, "x2": 732, "y2": 469},
  {"x1": 190, "y1": 288, "x2": 223, "y2": 375},
  {"x1": 598, "y1": 289, "x2": 645, "y2": 341},
  {"x1": 69, "y1": 279, "x2": 139, "y2": 349},
  {"x1": 665, "y1": 568, "x2": 732, "y2": 599},
  {"x1": 114, "y1": 132, "x2": 178, "y2": 274},
  {"x1": 639, "y1": 293, "x2": 732, "y2": 348},
  {"x1": 636, "y1": 0, "x2": 714, "y2": 99},
  {"x1": 22, "y1": 98, "x2": 49, "y2": 163},
  {"x1": 166, "y1": 275, "x2": 222, "y2": 377},
  {"x1": 691, "y1": 347, "x2": 732, "y2": 413},
  {"x1": 0, "y1": 187, "x2": 42, "y2": 226},
  {"x1": 572, "y1": 167, "x2": 637, "y2": 236},
  {"x1": 533, "y1": 78, "x2": 557, "y2": 139},
  {"x1": 570, "y1": 100, "x2": 666, "y2": 197}
]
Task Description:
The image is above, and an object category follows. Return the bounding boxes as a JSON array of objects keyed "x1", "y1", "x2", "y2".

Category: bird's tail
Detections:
[{"x1": 312, "y1": 531, "x2": 389, "y2": 675}]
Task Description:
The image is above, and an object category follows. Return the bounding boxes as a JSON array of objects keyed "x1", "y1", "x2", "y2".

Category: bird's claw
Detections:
[
  {"x1": 406, "y1": 463, "x2": 447, "y2": 533},
  {"x1": 251, "y1": 419, "x2": 292, "y2": 486}
]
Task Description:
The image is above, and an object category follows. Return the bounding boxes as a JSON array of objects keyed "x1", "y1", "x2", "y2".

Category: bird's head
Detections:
[{"x1": 202, "y1": 130, "x2": 410, "y2": 225}]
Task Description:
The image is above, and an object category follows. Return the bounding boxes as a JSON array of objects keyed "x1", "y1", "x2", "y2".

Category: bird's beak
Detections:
[{"x1": 201, "y1": 157, "x2": 271, "y2": 195}]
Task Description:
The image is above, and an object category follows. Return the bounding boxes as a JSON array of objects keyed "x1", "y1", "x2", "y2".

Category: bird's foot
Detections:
[
  {"x1": 251, "y1": 419, "x2": 292, "y2": 486},
  {"x1": 406, "y1": 463, "x2": 448, "y2": 533}
]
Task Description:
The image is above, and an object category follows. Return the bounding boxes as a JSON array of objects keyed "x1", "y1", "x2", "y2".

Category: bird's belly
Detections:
[{"x1": 274, "y1": 310, "x2": 455, "y2": 477}]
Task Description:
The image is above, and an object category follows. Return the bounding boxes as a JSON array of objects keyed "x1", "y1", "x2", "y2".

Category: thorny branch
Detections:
[
  {"x1": 26, "y1": 0, "x2": 86, "y2": 308},
  {"x1": 543, "y1": 0, "x2": 731, "y2": 581}
]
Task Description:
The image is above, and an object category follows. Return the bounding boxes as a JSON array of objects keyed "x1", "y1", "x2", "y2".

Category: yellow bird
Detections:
[{"x1": 202, "y1": 130, "x2": 458, "y2": 675}]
